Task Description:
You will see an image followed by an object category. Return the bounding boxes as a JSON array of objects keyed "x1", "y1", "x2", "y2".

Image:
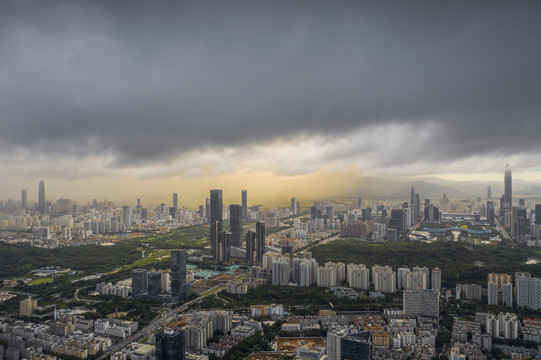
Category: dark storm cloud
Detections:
[{"x1": 1, "y1": 0, "x2": 540, "y2": 168}]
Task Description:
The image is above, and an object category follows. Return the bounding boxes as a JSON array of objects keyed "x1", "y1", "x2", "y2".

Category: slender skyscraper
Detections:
[
  {"x1": 487, "y1": 186, "x2": 492, "y2": 200},
  {"x1": 291, "y1": 197, "x2": 297, "y2": 216},
  {"x1": 410, "y1": 186, "x2": 415, "y2": 206},
  {"x1": 241, "y1": 190, "x2": 248, "y2": 219},
  {"x1": 21, "y1": 189, "x2": 27, "y2": 208},
  {"x1": 38, "y1": 180, "x2": 46, "y2": 214},
  {"x1": 245, "y1": 231, "x2": 256, "y2": 263},
  {"x1": 210, "y1": 190, "x2": 223, "y2": 258},
  {"x1": 504, "y1": 163, "x2": 512, "y2": 207},
  {"x1": 171, "y1": 249, "x2": 186, "y2": 300},
  {"x1": 173, "y1": 193, "x2": 178, "y2": 211},
  {"x1": 229, "y1": 204, "x2": 242, "y2": 247},
  {"x1": 255, "y1": 221, "x2": 266, "y2": 264}
]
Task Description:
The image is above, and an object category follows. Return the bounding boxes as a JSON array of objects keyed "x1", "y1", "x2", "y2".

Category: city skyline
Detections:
[{"x1": 1, "y1": 1, "x2": 541, "y2": 204}]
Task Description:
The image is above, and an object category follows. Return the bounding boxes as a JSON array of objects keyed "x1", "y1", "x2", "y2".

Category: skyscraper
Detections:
[
  {"x1": 210, "y1": 190, "x2": 223, "y2": 259},
  {"x1": 171, "y1": 249, "x2": 186, "y2": 300},
  {"x1": 255, "y1": 221, "x2": 266, "y2": 265},
  {"x1": 245, "y1": 231, "x2": 256, "y2": 263},
  {"x1": 216, "y1": 231, "x2": 231, "y2": 264},
  {"x1": 487, "y1": 186, "x2": 492, "y2": 200},
  {"x1": 229, "y1": 205, "x2": 242, "y2": 247},
  {"x1": 291, "y1": 197, "x2": 297, "y2": 216},
  {"x1": 147, "y1": 271, "x2": 163, "y2": 296},
  {"x1": 241, "y1": 190, "x2": 248, "y2": 219},
  {"x1": 131, "y1": 269, "x2": 148, "y2": 297},
  {"x1": 173, "y1": 193, "x2": 178, "y2": 211},
  {"x1": 21, "y1": 189, "x2": 27, "y2": 208},
  {"x1": 535, "y1": 204, "x2": 541, "y2": 226},
  {"x1": 155, "y1": 328, "x2": 185, "y2": 360},
  {"x1": 38, "y1": 180, "x2": 46, "y2": 214},
  {"x1": 504, "y1": 163, "x2": 512, "y2": 207},
  {"x1": 410, "y1": 186, "x2": 415, "y2": 207}
]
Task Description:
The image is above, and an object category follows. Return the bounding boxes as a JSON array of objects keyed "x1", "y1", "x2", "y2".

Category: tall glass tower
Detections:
[
  {"x1": 210, "y1": 190, "x2": 223, "y2": 259},
  {"x1": 38, "y1": 180, "x2": 46, "y2": 214},
  {"x1": 171, "y1": 249, "x2": 186, "y2": 300},
  {"x1": 504, "y1": 163, "x2": 512, "y2": 207}
]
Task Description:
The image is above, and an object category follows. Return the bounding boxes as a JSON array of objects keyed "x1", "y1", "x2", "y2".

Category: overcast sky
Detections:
[{"x1": 1, "y1": 1, "x2": 541, "y2": 205}]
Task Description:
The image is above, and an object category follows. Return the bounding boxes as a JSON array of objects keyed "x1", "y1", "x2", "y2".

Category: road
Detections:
[
  {"x1": 97, "y1": 284, "x2": 225, "y2": 360},
  {"x1": 494, "y1": 218, "x2": 514, "y2": 244}
]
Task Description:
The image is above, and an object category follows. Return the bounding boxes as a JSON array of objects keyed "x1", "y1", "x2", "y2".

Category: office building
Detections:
[
  {"x1": 487, "y1": 201, "x2": 495, "y2": 224},
  {"x1": 132, "y1": 269, "x2": 148, "y2": 297},
  {"x1": 291, "y1": 197, "x2": 297, "y2": 216},
  {"x1": 155, "y1": 328, "x2": 185, "y2": 360},
  {"x1": 256, "y1": 222, "x2": 266, "y2": 265},
  {"x1": 424, "y1": 204, "x2": 440, "y2": 224},
  {"x1": 229, "y1": 204, "x2": 242, "y2": 247},
  {"x1": 535, "y1": 204, "x2": 541, "y2": 226},
  {"x1": 21, "y1": 189, "x2": 27, "y2": 208},
  {"x1": 171, "y1": 249, "x2": 187, "y2": 300},
  {"x1": 210, "y1": 190, "x2": 223, "y2": 260},
  {"x1": 504, "y1": 163, "x2": 512, "y2": 207},
  {"x1": 38, "y1": 180, "x2": 46, "y2": 214},
  {"x1": 147, "y1": 271, "x2": 163, "y2": 296},
  {"x1": 341, "y1": 331, "x2": 372, "y2": 360},
  {"x1": 215, "y1": 231, "x2": 231, "y2": 264},
  {"x1": 487, "y1": 186, "x2": 492, "y2": 200},
  {"x1": 245, "y1": 231, "x2": 256, "y2": 263},
  {"x1": 241, "y1": 190, "x2": 248, "y2": 219},
  {"x1": 173, "y1": 193, "x2": 178, "y2": 212}
]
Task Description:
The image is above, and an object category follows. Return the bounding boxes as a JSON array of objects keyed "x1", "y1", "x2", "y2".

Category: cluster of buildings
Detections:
[
  {"x1": 0, "y1": 309, "x2": 139, "y2": 360},
  {"x1": 130, "y1": 249, "x2": 187, "y2": 302},
  {"x1": 455, "y1": 272, "x2": 541, "y2": 311}
]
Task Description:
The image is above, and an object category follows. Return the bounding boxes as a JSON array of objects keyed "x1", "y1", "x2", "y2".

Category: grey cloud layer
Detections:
[{"x1": 1, "y1": 0, "x2": 540, "y2": 169}]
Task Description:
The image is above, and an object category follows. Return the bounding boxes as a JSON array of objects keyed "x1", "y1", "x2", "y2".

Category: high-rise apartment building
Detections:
[
  {"x1": 516, "y1": 273, "x2": 541, "y2": 310},
  {"x1": 272, "y1": 259, "x2": 289, "y2": 286},
  {"x1": 20, "y1": 297, "x2": 38, "y2": 317},
  {"x1": 372, "y1": 265, "x2": 396, "y2": 293},
  {"x1": 347, "y1": 264, "x2": 370, "y2": 290},
  {"x1": 431, "y1": 267, "x2": 442, "y2": 290},
  {"x1": 229, "y1": 204, "x2": 242, "y2": 247},
  {"x1": 171, "y1": 249, "x2": 187, "y2": 300}
]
